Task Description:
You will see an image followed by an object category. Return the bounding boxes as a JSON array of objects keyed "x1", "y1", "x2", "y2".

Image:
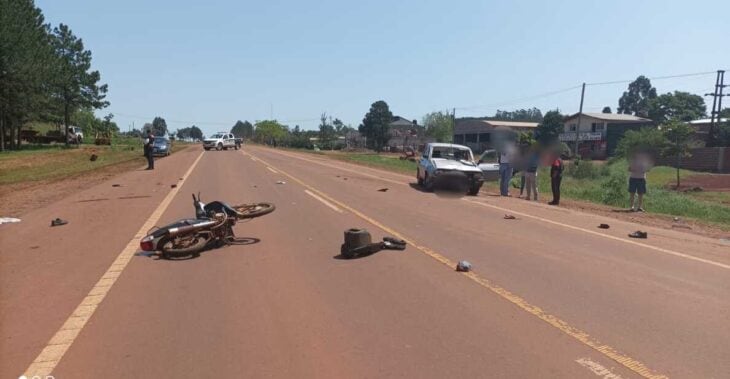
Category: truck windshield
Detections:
[
  {"x1": 211, "y1": 134, "x2": 224, "y2": 138},
  {"x1": 432, "y1": 147, "x2": 473, "y2": 162}
]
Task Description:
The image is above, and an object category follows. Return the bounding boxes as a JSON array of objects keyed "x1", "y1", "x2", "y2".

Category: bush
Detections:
[
  {"x1": 600, "y1": 169, "x2": 627, "y2": 205},
  {"x1": 566, "y1": 158, "x2": 600, "y2": 179}
]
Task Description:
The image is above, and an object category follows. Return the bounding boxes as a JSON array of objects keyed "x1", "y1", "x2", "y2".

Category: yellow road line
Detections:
[
  {"x1": 304, "y1": 189, "x2": 343, "y2": 213},
  {"x1": 23, "y1": 151, "x2": 206, "y2": 378},
  {"x1": 246, "y1": 150, "x2": 668, "y2": 379},
  {"x1": 266, "y1": 166, "x2": 279, "y2": 174},
  {"x1": 463, "y1": 198, "x2": 730, "y2": 271}
]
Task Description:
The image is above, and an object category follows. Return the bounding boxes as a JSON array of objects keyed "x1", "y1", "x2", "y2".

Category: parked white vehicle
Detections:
[
  {"x1": 416, "y1": 143, "x2": 484, "y2": 195},
  {"x1": 476, "y1": 149, "x2": 501, "y2": 181},
  {"x1": 67, "y1": 126, "x2": 84, "y2": 144},
  {"x1": 203, "y1": 132, "x2": 239, "y2": 151}
]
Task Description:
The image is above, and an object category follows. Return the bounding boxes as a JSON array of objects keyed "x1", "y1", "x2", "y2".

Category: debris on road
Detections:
[
  {"x1": 50, "y1": 218, "x2": 68, "y2": 227},
  {"x1": 276, "y1": 181, "x2": 286, "y2": 185},
  {"x1": 112, "y1": 184, "x2": 122, "y2": 187},
  {"x1": 171, "y1": 184, "x2": 177, "y2": 188},
  {"x1": 377, "y1": 188, "x2": 389, "y2": 192},
  {"x1": 598, "y1": 224, "x2": 610, "y2": 229},
  {"x1": 0, "y1": 217, "x2": 21, "y2": 225},
  {"x1": 504, "y1": 214, "x2": 516, "y2": 220},
  {"x1": 340, "y1": 229, "x2": 406, "y2": 258},
  {"x1": 382, "y1": 237, "x2": 406, "y2": 250},
  {"x1": 628, "y1": 231, "x2": 648, "y2": 239},
  {"x1": 456, "y1": 260, "x2": 472, "y2": 272}
]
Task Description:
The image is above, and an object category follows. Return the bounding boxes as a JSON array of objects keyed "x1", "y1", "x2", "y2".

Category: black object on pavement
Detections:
[
  {"x1": 341, "y1": 229, "x2": 407, "y2": 259},
  {"x1": 598, "y1": 224, "x2": 610, "y2": 229},
  {"x1": 51, "y1": 218, "x2": 68, "y2": 227},
  {"x1": 628, "y1": 231, "x2": 648, "y2": 239}
]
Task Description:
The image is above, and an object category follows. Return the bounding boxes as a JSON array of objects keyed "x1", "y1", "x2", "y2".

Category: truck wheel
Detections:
[
  {"x1": 467, "y1": 183, "x2": 482, "y2": 196},
  {"x1": 204, "y1": 147, "x2": 210, "y2": 151},
  {"x1": 423, "y1": 173, "x2": 434, "y2": 192},
  {"x1": 216, "y1": 143, "x2": 223, "y2": 151}
]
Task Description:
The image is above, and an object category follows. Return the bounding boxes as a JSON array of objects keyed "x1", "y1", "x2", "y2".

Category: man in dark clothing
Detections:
[
  {"x1": 144, "y1": 130, "x2": 155, "y2": 170},
  {"x1": 548, "y1": 154, "x2": 563, "y2": 205}
]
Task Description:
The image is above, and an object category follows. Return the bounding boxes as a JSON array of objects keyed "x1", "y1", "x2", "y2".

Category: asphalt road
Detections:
[{"x1": 2, "y1": 146, "x2": 728, "y2": 378}]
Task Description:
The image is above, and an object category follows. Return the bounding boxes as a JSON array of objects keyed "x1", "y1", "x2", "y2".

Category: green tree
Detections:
[
  {"x1": 602, "y1": 106, "x2": 612, "y2": 114},
  {"x1": 716, "y1": 121, "x2": 730, "y2": 147},
  {"x1": 190, "y1": 125, "x2": 203, "y2": 141},
  {"x1": 254, "y1": 120, "x2": 287, "y2": 145},
  {"x1": 534, "y1": 110, "x2": 564, "y2": 144},
  {"x1": 231, "y1": 120, "x2": 254, "y2": 139},
  {"x1": 492, "y1": 108, "x2": 543, "y2": 122},
  {"x1": 648, "y1": 91, "x2": 706, "y2": 123},
  {"x1": 615, "y1": 127, "x2": 667, "y2": 158},
  {"x1": 0, "y1": 0, "x2": 55, "y2": 150},
  {"x1": 151, "y1": 116, "x2": 167, "y2": 136},
  {"x1": 50, "y1": 23, "x2": 108, "y2": 146},
  {"x1": 720, "y1": 108, "x2": 730, "y2": 118},
  {"x1": 662, "y1": 120, "x2": 695, "y2": 189},
  {"x1": 618, "y1": 75, "x2": 657, "y2": 117},
  {"x1": 422, "y1": 111, "x2": 453, "y2": 142},
  {"x1": 359, "y1": 100, "x2": 393, "y2": 152},
  {"x1": 332, "y1": 118, "x2": 345, "y2": 135},
  {"x1": 318, "y1": 113, "x2": 336, "y2": 149}
]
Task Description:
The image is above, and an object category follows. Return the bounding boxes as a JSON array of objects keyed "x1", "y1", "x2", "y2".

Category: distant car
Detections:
[
  {"x1": 476, "y1": 149, "x2": 500, "y2": 181},
  {"x1": 152, "y1": 137, "x2": 171, "y2": 156},
  {"x1": 416, "y1": 143, "x2": 484, "y2": 195},
  {"x1": 203, "y1": 132, "x2": 238, "y2": 151},
  {"x1": 66, "y1": 126, "x2": 83, "y2": 144}
]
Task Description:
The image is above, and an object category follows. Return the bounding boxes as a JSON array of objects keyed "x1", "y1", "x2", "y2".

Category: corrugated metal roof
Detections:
[
  {"x1": 483, "y1": 120, "x2": 539, "y2": 128},
  {"x1": 565, "y1": 113, "x2": 652, "y2": 122},
  {"x1": 689, "y1": 118, "x2": 728, "y2": 124}
]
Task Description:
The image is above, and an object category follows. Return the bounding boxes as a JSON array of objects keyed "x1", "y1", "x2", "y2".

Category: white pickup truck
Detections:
[{"x1": 203, "y1": 132, "x2": 241, "y2": 151}]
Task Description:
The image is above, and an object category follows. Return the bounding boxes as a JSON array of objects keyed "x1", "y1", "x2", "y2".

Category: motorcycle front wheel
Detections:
[
  {"x1": 232, "y1": 202, "x2": 276, "y2": 219},
  {"x1": 160, "y1": 234, "x2": 209, "y2": 259}
]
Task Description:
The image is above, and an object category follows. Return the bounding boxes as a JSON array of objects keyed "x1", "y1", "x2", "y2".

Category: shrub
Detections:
[{"x1": 567, "y1": 158, "x2": 600, "y2": 179}]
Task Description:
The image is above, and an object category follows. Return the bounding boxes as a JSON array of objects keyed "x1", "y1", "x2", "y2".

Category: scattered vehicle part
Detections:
[
  {"x1": 417, "y1": 143, "x2": 484, "y2": 195},
  {"x1": 377, "y1": 188, "x2": 388, "y2": 192},
  {"x1": 456, "y1": 260, "x2": 472, "y2": 272},
  {"x1": 628, "y1": 231, "x2": 648, "y2": 239},
  {"x1": 112, "y1": 184, "x2": 122, "y2": 187},
  {"x1": 0, "y1": 217, "x2": 21, "y2": 225},
  {"x1": 504, "y1": 214, "x2": 516, "y2": 220},
  {"x1": 139, "y1": 193, "x2": 275, "y2": 258},
  {"x1": 51, "y1": 218, "x2": 68, "y2": 227},
  {"x1": 598, "y1": 224, "x2": 610, "y2": 229},
  {"x1": 340, "y1": 229, "x2": 407, "y2": 258},
  {"x1": 171, "y1": 184, "x2": 177, "y2": 188},
  {"x1": 276, "y1": 181, "x2": 286, "y2": 184}
]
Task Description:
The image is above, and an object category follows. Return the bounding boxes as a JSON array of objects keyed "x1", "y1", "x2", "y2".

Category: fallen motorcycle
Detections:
[{"x1": 140, "y1": 193, "x2": 275, "y2": 259}]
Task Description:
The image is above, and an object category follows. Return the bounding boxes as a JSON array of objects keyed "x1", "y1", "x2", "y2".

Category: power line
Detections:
[
  {"x1": 455, "y1": 85, "x2": 582, "y2": 111},
  {"x1": 586, "y1": 71, "x2": 718, "y2": 86},
  {"x1": 112, "y1": 112, "x2": 319, "y2": 127}
]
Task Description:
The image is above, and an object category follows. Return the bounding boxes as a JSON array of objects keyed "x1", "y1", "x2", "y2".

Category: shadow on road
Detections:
[
  {"x1": 134, "y1": 237, "x2": 261, "y2": 261},
  {"x1": 408, "y1": 183, "x2": 466, "y2": 199}
]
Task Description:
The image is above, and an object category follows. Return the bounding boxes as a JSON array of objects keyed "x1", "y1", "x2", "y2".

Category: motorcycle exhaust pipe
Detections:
[{"x1": 166, "y1": 220, "x2": 218, "y2": 238}]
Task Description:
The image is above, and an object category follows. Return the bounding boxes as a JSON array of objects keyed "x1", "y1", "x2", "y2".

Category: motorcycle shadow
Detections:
[{"x1": 135, "y1": 237, "x2": 261, "y2": 261}]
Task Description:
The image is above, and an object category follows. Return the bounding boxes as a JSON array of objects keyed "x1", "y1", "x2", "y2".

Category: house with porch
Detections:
[
  {"x1": 559, "y1": 113, "x2": 654, "y2": 159},
  {"x1": 453, "y1": 119, "x2": 538, "y2": 153}
]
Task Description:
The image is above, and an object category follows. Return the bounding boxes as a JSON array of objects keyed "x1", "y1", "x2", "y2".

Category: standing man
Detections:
[
  {"x1": 524, "y1": 148, "x2": 539, "y2": 201},
  {"x1": 628, "y1": 152, "x2": 650, "y2": 212},
  {"x1": 144, "y1": 130, "x2": 155, "y2": 170},
  {"x1": 548, "y1": 152, "x2": 563, "y2": 205},
  {"x1": 498, "y1": 143, "x2": 514, "y2": 196}
]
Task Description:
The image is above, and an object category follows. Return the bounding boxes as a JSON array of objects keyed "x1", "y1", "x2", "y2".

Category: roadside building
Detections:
[
  {"x1": 453, "y1": 119, "x2": 538, "y2": 153},
  {"x1": 559, "y1": 113, "x2": 654, "y2": 159},
  {"x1": 387, "y1": 116, "x2": 433, "y2": 151},
  {"x1": 688, "y1": 118, "x2": 728, "y2": 144}
]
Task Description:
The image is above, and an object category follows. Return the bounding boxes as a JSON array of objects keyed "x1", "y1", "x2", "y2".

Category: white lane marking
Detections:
[
  {"x1": 256, "y1": 148, "x2": 407, "y2": 186},
  {"x1": 266, "y1": 166, "x2": 279, "y2": 174},
  {"x1": 23, "y1": 151, "x2": 206, "y2": 378},
  {"x1": 576, "y1": 357, "x2": 625, "y2": 379},
  {"x1": 304, "y1": 189, "x2": 343, "y2": 213},
  {"x1": 463, "y1": 198, "x2": 730, "y2": 271}
]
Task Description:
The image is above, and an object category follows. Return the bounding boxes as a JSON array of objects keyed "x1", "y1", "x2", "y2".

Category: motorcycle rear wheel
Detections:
[
  {"x1": 160, "y1": 234, "x2": 209, "y2": 258},
  {"x1": 232, "y1": 202, "x2": 276, "y2": 219}
]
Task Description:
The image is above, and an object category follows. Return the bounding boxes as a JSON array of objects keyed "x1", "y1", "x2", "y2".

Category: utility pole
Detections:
[
  {"x1": 705, "y1": 70, "x2": 727, "y2": 146},
  {"x1": 572, "y1": 82, "x2": 586, "y2": 159},
  {"x1": 452, "y1": 107, "x2": 456, "y2": 144}
]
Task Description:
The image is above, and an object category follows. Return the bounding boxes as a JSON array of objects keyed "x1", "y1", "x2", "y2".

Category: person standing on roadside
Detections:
[
  {"x1": 524, "y1": 148, "x2": 539, "y2": 201},
  {"x1": 628, "y1": 152, "x2": 651, "y2": 212},
  {"x1": 144, "y1": 130, "x2": 155, "y2": 170},
  {"x1": 498, "y1": 143, "x2": 515, "y2": 196},
  {"x1": 548, "y1": 153, "x2": 563, "y2": 205}
]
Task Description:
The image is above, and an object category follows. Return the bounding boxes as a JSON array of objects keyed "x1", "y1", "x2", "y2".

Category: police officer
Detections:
[{"x1": 144, "y1": 130, "x2": 155, "y2": 170}]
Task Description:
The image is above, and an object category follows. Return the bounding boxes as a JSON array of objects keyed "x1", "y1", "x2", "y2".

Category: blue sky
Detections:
[{"x1": 37, "y1": 0, "x2": 729, "y2": 135}]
